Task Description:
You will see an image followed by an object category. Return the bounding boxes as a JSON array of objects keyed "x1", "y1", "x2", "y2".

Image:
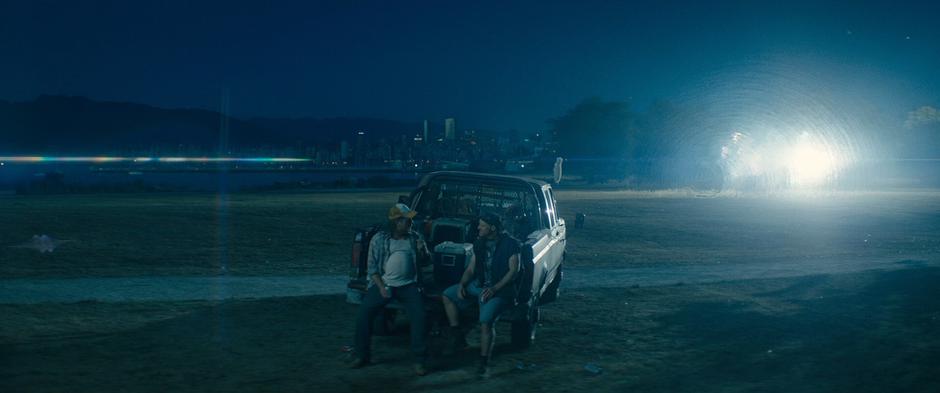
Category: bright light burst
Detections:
[
  {"x1": 720, "y1": 130, "x2": 847, "y2": 190},
  {"x1": 785, "y1": 133, "x2": 839, "y2": 186}
]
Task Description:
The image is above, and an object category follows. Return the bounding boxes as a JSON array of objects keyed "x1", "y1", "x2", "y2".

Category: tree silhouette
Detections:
[{"x1": 549, "y1": 97, "x2": 638, "y2": 158}]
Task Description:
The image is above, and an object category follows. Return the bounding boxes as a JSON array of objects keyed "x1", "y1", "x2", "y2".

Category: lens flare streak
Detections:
[{"x1": 0, "y1": 156, "x2": 311, "y2": 163}]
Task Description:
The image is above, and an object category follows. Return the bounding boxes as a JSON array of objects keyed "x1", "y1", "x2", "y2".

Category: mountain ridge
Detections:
[{"x1": 0, "y1": 95, "x2": 425, "y2": 154}]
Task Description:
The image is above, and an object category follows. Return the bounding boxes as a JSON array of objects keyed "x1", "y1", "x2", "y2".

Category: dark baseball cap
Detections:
[{"x1": 479, "y1": 212, "x2": 501, "y2": 227}]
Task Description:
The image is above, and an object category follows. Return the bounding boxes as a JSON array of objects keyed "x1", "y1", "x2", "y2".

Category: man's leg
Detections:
[
  {"x1": 476, "y1": 297, "x2": 508, "y2": 375},
  {"x1": 480, "y1": 322, "x2": 494, "y2": 356},
  {"x1": 442, "y1": 283, "x2": 481, "y2": 352},
  {"x1": 441, "y1": 284, "x2": 462, "y2": 328},
  {"x1": 353, "y1": 285, "x2": 390, "y2": 364},
  {"x1": 395, "y1": 284, "x2": 428, "y2": 364}
]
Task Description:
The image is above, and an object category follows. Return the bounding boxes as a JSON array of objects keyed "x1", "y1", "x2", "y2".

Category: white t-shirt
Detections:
[{"x1": 382, "y1": 238, "x2": 416, "y2": 287}]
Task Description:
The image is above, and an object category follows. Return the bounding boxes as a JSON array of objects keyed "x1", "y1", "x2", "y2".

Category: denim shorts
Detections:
[{"x1": 443, "y1": 281, "x2": 510, "y2": 324}]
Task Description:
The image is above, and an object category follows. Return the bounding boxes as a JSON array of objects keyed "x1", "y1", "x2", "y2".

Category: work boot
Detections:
[
  {"x1": 449, "y1": 334, "x2": 468, "y2": 354},
  {"x1": 413, "y1": 363, "x2": 428, "y2": 376},
  {"x1": 446, "y1": 327, "x2": 468, "y2": 354},
  {"x1": 476, "y1": 364, "x2": 490, "y2": 378},
  {"x1": 347, "y1": 357, "x2": 370, "y2": 369}
]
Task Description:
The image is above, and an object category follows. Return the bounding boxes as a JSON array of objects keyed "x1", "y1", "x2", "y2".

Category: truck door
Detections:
[{"x1": 542, "y1": 187, "x2": 564, "y2": 285}]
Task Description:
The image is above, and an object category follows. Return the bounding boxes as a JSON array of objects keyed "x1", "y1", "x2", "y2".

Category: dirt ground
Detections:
[
  {"x1": 2, "y1": 189, "x2": 940, "y2": 392},
  {"x1": 2, "y1": 267, "x2": 939, "y2": 393}
]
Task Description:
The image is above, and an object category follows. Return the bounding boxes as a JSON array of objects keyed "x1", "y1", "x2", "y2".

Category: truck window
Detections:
[
  {"x1": 416, "y1": 179, "x2": 533, "y2": 224},
  {"x1": 546, "y1": 187, "x2": 558, "y2": 226},
  {"x1": 535, "y1": 187, "x2": 550, "y2": 229},
  {"x1": 542, "y1": 187, "x2": 556, "y2": 228}
]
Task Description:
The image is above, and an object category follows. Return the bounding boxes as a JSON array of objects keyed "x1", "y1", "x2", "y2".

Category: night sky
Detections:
[{"x1": 2, "y1": 0, "x2": 938, "y2": 131}]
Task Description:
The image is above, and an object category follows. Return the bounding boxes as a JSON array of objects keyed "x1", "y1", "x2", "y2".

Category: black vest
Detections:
[{"x1": 473, "y1": 233, "x2": 520, "y2": 298}]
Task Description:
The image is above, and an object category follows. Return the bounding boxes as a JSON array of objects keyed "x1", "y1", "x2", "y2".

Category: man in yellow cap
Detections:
[{"x1": 350, "y1": 203, "x2": 431, "y2": 376}]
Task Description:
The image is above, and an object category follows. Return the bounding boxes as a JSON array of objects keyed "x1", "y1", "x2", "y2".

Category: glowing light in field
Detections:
[
  {"x1": 785, "y1": 133, "x2": 839, "y2": 186},
  {"x1": 661, "y1": 57, "x2": 886, "y2": 192},
  {"x1": 719, "y1": 130, "x2": 847, "y2": 189},
  {"x1": 0, "y1": 156, "x2": 311, "y2": 163}
]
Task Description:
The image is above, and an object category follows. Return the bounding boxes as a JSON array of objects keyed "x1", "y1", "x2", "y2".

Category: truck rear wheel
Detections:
[
  {"x1": 540, "y1": 265, "x2": 563, "y2": 305},
  {"x1": 510, "y1": 303, "x2": 539, "y2": 349}
]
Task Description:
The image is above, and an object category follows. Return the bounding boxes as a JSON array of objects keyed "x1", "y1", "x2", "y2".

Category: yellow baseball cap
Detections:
[{"x1": 388, "y1": 203, "x2": 417, "y2": 221}]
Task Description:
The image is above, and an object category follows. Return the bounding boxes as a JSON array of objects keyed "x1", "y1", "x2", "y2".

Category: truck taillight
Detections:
[
  {"x1": 351, "y1": 243, "x2": 361, "y2": 270},
  {"x1": 351, "y1": 231, "x2": 364, "y2": 270}
]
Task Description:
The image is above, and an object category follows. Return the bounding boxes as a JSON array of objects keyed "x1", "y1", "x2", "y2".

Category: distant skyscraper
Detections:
[
  {"x1": 355, "y1": 131, "x2": 366, "y2": 167},
  {"x1": 423, "y1": 120, "x2": 429, "y2": 143},
  {"x1": 340, "y1": 140, "x2": 349, "y2": 161},
  {"x1": 444, "y1": 118, "x2": 456, "y2": 140}
]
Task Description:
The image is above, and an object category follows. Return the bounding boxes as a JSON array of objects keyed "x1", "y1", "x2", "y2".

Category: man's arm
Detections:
[
  {"x1": 415, "y1": 234, "x2": 430, "y2": 260},
  {"x1": 366, "y1": 234, "x2": 390, "y2": 298},
  {"x1": 415, "y1": 234, "x2": 431, "y2": 285},
  {"x1": 482, "y1": 253, "x2": 519, "y2": 302},
  {"x1": 370, "y1": 273, "x2": 387, "y2": 293},
  {"x1": 493, "y1": 253, "x2": 520, "y2": 292},
  {"x1": 459, "y1": 253, "x2": 476, "y2": 285},
  {"x1": 456, "y1": 253, "x2": 476, "y2": 299},
  {"x1": 366, "y1": 234, "x2": 382, "y2": 277}
]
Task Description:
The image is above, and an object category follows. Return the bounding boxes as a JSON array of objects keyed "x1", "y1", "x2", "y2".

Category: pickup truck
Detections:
[{"x1": 346, "y1": 171, "x2": 566, "y2": 348}]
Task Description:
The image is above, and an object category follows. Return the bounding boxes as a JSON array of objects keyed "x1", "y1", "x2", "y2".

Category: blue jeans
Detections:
[
  {"x1": 354, "y1": 283, "x2": 426, "y2": 362},
  {"x1": 443, "y1": 282, "x2": 511, "y2": 324}
]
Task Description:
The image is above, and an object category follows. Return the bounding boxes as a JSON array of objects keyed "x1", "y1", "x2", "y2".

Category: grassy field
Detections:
[
  {"x1": 2, "y1": 190, "x2": 938, "y2": 278},
  {"x1": 0, "y1": 192, "x2": 397, "y2": 277},
  {"x1": 559, "y1": 190, "x2": 940, "y2": 269},
  {"x1": 2, "y1": 189, "x2": 939, "y2": 392}
]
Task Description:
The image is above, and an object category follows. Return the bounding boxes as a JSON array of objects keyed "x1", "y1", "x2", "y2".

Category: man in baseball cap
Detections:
[
  {"x1": 350, "y1": 203, "x2": 430, "y2": 376},
  {"x1": 441, "y1": 212, "x2": 521, "y2": 377}
]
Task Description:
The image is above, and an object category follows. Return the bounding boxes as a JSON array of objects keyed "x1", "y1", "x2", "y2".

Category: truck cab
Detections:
[{"x1": 346, "y1": 171, "x2": 566, "y2": 348}]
